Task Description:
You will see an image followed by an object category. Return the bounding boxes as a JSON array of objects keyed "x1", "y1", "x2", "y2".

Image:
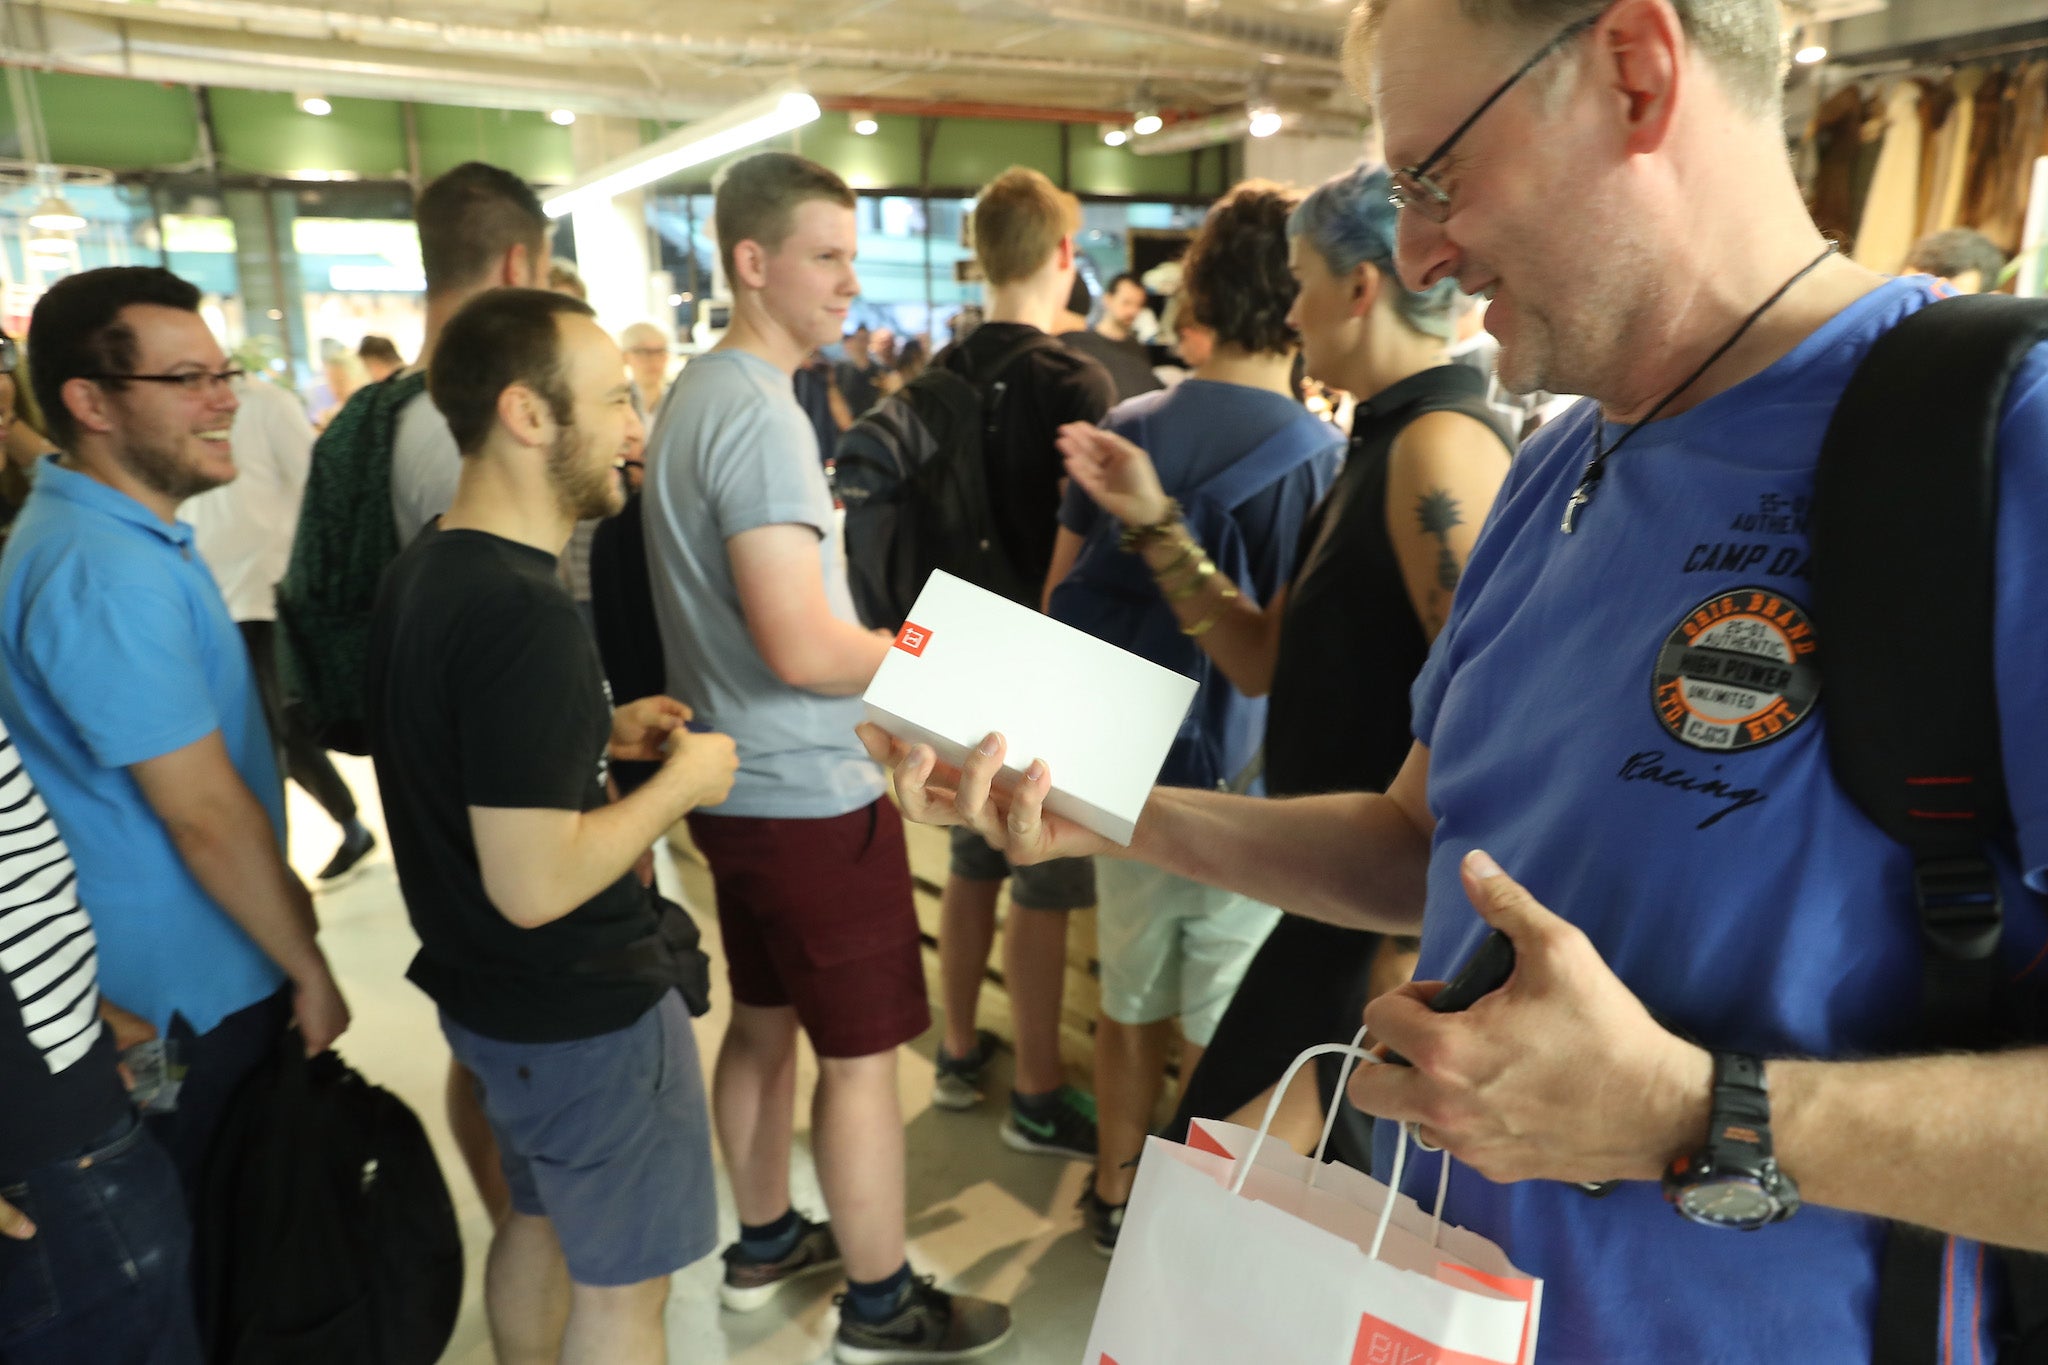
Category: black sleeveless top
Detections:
[{"x1": 1264, "y1": 365, "x2": 1513, "y2": 798}]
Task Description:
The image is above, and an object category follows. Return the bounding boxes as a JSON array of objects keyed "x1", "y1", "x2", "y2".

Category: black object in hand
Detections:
[{"x1": 1384, "y1": 930, "x2": 1515, "y2": 1067}]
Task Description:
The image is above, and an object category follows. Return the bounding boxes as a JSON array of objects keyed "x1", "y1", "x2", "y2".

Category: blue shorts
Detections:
[{"x1": 441, "y1": 989, "x2": 717, "y2": 1287}]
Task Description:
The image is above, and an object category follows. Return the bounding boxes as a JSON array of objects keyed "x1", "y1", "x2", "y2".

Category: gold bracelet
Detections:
[
  {"x1": 1119, "y1": 500, "x2": 1183, "y2": 553},
  {"x1": 1155, "y1": 540, "x2": 1196, "y2": 581},
  {"x1": 1182, "y1": 581, "x2": 1241, "y2": 636},
  {"x1": 1163, "y1": 557, "x2": 1218, "y2": 601}
]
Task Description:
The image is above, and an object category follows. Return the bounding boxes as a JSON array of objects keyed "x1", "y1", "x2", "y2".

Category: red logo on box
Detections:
[{"x1": 894, "y1": 622, "x2": 932, "y2": 657}]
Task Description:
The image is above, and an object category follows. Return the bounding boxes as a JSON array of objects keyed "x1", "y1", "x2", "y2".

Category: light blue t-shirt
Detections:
[
  {"x1": 0, "y1": 459, "x2": 287, "y2": 1036},
  {"x1": 644, "y1": 349, "x2": 885, "y2": 819},
  {"x1": 1388, "y1": 279, "x2": 2048, "y2": 1363}
]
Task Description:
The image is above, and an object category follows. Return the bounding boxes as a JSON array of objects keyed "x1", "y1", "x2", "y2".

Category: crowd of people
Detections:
[{"x1": 1, "y1": 1, "x2": 2046, "y2": 1364}]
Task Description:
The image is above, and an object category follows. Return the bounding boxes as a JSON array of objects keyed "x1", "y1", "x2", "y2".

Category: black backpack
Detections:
[
  {"x1": 197, "y1": 1031, "x2": 463, "y2": 1365},
  {"x1": 1813, "y1": 292, "x2": 2048, "y2": 1364},
  {"x1": 833, "y1": 333, "x2": 1058, "y2": 629},
  {"x1": 275, "y1": 371, "x2": 430, "y2": 755}
]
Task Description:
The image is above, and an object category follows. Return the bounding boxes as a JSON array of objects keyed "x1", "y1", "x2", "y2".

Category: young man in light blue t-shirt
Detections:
[
  {"x1": 0, "y1": 267, "x2": 349, "y2": 1203},
  {"x1": 644, "y1": 152, "x2": 1011, "y2": 1362}
]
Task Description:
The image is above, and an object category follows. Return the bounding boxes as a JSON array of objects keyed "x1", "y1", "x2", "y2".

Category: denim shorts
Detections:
[
  {"x1": 441, "y1": 989, "x2": 717, "y2": 1287},
  {"x1": 947, "y1": 826, "x2": 1097, "y2": 911},
  {"x1": 0, "y1": 1111, "x2": 202, "y2": 1365}
]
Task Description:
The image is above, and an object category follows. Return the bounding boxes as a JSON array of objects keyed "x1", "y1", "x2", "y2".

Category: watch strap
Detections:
[{"x1": 1706, "y1": 1051, "x2": 1775, "y2": 1162}]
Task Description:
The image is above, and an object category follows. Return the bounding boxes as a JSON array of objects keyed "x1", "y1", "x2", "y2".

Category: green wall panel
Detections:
[
  {"x1": 0, "y1": 72, "x2": 199, "y2": 169},
  {"x1": 414, "y1": 105, "x2": 575, "y2": 184},
  {"x1": 792, "y1": 114, "x2": 924, "y2": 190},
  {"x1": 929, "y1": 117, "x2": 1063, "y2": 190},
  {"x1": 210, "y1": 89, "x2": 407, "y2": 179}
]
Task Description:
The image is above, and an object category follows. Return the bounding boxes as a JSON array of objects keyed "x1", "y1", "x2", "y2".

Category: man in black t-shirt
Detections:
[
  {"x1": 926, "y1": 167, "x2": 1112, "y2": 1163},
  {"x1": 1062, "y1": 271, "x2": 1163, "y2": 402},
  {"x1": 366, "y1": 287, "x2": 738, "y2": 1364}
]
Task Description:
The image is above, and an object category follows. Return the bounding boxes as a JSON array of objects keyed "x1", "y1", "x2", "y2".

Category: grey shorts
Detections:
[
  {"x1": 947, "y1": 825, "x2": 1096, "y2": 910},
  {"x1": 440, "y1": 989, "x2": 717, "y2": 1287}
]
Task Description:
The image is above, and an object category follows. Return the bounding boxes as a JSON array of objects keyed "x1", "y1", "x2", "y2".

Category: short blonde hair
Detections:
[{"x1": 971, "y1": 168, "x2": 1081, "y2": 287}]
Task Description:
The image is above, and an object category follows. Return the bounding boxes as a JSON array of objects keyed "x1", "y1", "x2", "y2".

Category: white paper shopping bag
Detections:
[{"x1": 1082, "y1": 1043, "x2": 1542, "y2": 1365}]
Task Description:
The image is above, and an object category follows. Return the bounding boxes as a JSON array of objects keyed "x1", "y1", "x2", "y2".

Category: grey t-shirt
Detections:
[
  {"x1": 644, "y1": 348, "x2": 885, "y2": 819},
  {"x1": 391, "y1": 387, "x2": 461, "y2": 548}
]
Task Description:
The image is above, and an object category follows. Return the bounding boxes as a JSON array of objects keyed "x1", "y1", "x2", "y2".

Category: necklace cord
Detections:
[{"x1": 1562, "y1": 242, "x2": 1838, "y2": 532}]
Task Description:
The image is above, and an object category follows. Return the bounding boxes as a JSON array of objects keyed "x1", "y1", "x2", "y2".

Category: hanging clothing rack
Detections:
[{"x1": 1825, "y1": 18, "x2": 2048, "y2": 79}]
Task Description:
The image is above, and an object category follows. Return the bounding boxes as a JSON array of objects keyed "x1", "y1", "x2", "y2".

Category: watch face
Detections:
[{"x1": 1680, "y1": 1179, "x2": 1777, "y2": 1228}]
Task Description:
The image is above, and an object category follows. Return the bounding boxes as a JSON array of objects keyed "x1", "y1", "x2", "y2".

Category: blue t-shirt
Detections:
[
  {"x1": 1384, "y1": 279, "x2": 2048, "y2": 1362},
  {"x1": 1060, "y1": 379, "x2": 1342, "y2": 604},
  {"x1": 0, "y1": 460, "x2": 287, "y2": 1037}
]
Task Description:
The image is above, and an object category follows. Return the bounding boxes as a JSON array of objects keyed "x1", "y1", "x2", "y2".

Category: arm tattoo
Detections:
[{"x1": 1417, "y1": 489, "x2": 1465, "y2": 592}]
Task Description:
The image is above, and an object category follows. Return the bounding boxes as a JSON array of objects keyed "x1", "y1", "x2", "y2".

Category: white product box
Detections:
[{"x1": 861, "y1": 571, "x2": 1199, "y2": 846}]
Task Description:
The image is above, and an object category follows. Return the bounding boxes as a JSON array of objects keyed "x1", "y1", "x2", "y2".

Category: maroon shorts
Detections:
[{"x1": 686, "y1": 799, "x2": 929, "y2": 1059}]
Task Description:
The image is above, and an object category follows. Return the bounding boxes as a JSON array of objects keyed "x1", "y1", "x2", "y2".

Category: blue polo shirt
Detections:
[
  {"x1": 0, "y1": 458, "x2": 286, "y2": 1036},
  {"x1": 1384, "y1": 279, "x2": 2048, "y2": 1362}
]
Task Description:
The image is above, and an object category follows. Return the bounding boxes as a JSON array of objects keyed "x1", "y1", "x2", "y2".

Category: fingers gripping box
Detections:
[{"x1": 861, "y1": 571, "x2": 1199, "y2": 846}]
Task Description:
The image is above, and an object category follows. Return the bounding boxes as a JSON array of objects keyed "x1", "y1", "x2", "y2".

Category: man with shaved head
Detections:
[{"x1": 868, "y1": 1, "x2": 2048, "y2": 1359}]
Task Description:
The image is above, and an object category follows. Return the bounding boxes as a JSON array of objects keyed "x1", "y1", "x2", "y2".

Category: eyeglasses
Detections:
[
  {"x1": 0, "y1": 336, "x2": 17, "y2": 375},
  {"x1": 623, "y1": 347, "x2": 670, "y2": 360},
  {"x1": 83, "y1": 368, "x2": 246, "y2": 396},
  {"x1": 1388, "y1": 8, "x2": 1606, "y2": 224}
]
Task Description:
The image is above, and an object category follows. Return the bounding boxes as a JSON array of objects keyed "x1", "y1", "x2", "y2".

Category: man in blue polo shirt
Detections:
[
  {"x1": 0, "y1": 266, "x2": 349, "y2": 1199},
  {"x1": 868, "y1": 1, "x2": 2048, "y2": 1359}
]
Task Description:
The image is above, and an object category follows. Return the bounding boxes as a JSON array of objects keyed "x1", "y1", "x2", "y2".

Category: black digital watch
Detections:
[{"x1": 1661, "y1": 1051, "x2": 1800, "y2": 1230}]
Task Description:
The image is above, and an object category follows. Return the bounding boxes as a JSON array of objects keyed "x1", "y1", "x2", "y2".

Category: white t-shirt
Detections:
[{"x1": 184, "y1": 378, "x2": 316, "y2": 622}]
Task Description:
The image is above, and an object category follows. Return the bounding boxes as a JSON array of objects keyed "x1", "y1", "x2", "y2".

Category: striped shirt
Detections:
[{"x1": 0, "y1": 719, "x2": 124, "y2": 1177}]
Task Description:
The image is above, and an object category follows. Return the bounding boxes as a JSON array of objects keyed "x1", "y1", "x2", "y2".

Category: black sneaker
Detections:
[
  {"x1": 720, "y1": 1216, "x2": 842, "y2": 1312},
  {"x1": 1077, "y1": 1173, "x2": 1124, "y2": 1258},
  {"x1": 999, "y1": 1086, "x2": 1097, "y2": 1160},
  {"x1": 316, "y1": 823, "x2": 377, "y2": 883},
  {"x1": 931, "y1": 1029, "x2": 1000, "y2": 1112},
  {"x1": 833, "y1": 1276, "x2": 1012, "y2": 1363}
]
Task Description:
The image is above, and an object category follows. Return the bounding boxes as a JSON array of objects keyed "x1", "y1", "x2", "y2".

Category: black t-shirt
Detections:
[
  {"x1": 1265, "y1": 365, "x2": 1513, "y2": 798},
  {"x1": 1061, "y1": 329, "x2": 1163, "y2": 404},
  {"x1": 939, "y1": 322, "x2": 1115, "y2": 587},
  {"x1": 366, "y1": 526, "x2": 664, "y2": 1043},
  {"x1": 0, "y1": 730, "x2": 126, "y2": 1178}
]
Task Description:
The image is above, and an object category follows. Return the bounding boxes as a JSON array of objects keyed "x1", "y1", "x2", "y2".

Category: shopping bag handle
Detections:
[{"x1": 1228, "y1": 1028, "x2": 1452, "y2": 1262}]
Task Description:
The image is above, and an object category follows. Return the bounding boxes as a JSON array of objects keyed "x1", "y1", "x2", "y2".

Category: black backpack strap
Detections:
[{"x1": 1812, "y1": 293, "x2": 2048, "y2": 1365}]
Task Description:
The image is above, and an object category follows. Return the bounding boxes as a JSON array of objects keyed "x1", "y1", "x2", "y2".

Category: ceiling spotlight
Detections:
[
  {"x1": 1102, "y1": 124, "x2": 1129, "y2": 147},
  {"x1": 1794, "y1": 43, "x2": 1828, "y2": 64},
  {"x1": 549, "y1": 108, "x2": 577, "y2": 126},
  {"x1": 1133, "y1": 109, "x2": 1164, "y2": 137},
  {"x1": 1247, "y1": 102, "x2": 1284, "y2": 138},
  {"x1": 851, "y1": 111, "x2": 879, "y2": 136},
  {"x1": 28, "y1": 195, "x2": 85, "y2": 232},
  {"x1": 668, "y1": 293, "x2": 684, "y2": 306},
  {"x1": 297, "y1": 93, "x2": 332, "y2": 116}
]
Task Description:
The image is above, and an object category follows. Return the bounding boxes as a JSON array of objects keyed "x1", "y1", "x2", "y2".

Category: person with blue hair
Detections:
[{"x1": 1055, "y1": 161, "x2": 1516, "y2": 1167}]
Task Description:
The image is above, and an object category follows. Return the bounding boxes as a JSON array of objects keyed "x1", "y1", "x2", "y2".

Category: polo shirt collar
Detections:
[{"x1": 35, "y1": 455, "x2": 195, "y2": 549}]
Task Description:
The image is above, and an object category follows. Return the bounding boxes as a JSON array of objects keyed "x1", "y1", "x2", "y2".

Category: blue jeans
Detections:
[{"x1": 0, "y1": 1111, "x2": 202, "y2": 1365}]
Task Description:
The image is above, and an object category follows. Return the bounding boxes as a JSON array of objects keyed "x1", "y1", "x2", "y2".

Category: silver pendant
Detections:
[{"x1": 1561, "y1": 481, "x2": 1593, "y2": 534}]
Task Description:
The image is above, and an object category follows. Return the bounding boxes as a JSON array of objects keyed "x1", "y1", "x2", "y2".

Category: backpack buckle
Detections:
[{"x1": 1913, "y1": 856, "x2": 2003, "y2": 962}]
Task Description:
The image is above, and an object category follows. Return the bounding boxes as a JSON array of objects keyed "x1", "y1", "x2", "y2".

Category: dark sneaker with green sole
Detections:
[
  {"x1": 833, "y1": 1276, "x2": 1012, "y2": 1363},
  {"x1": 1000, "y1": 1085, "x2": 1097, "y2": 1160}
]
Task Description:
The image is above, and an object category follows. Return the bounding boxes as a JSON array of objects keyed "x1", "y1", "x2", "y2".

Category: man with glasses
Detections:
[
  {"x1": 867, "y1": 1, "x2": 2048, "y2": 1359},
  {"x1": 0, "y1": 266, "x2": 349, "y2": 1207}
]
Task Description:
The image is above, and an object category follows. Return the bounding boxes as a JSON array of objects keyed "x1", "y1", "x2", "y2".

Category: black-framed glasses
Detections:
[
  {"x1": 1388, "y1": 8, "x2": 1607, "y2": 224},
  {"x1": 82, "y1": 368, "x2": 245, "y2": 396}
]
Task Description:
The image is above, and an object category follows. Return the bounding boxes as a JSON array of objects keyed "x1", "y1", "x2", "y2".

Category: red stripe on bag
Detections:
[{"x1": 1352, "y1": 1313, "x2": 1503, "y2": 1365}]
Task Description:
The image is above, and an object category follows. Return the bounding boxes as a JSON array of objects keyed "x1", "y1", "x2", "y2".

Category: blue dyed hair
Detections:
[{"x1": 1287, "y1": 162, "x2": 1466, "y2": 341}]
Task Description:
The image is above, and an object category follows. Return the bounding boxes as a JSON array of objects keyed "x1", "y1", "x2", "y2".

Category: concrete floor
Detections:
[{"x1": 286, "y1": 756, "x2": 1111, "y2": 1365}]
